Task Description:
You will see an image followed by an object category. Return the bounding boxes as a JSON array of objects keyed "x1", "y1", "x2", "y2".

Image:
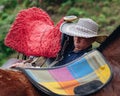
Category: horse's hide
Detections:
[
  {"x1": 0, "y1": 69, "x2": 40, "y2": 96},
  {"x1": 93, "y1": 26, "x2": 120, "y2": 96}
]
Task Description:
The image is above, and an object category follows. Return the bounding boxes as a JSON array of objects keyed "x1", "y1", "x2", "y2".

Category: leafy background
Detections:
[{"x1": 0, "y1": 0, "x2": 120, "y2": 66}]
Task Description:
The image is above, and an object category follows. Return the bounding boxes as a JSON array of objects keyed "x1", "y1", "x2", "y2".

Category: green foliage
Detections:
[
  {"x1": 0, "y1": 24, "x2": 15, "y2": 65},
  {"x1": 66, "y1": 8, "x2": 89, "y2": 17},
  {"x1": 0, "y1": 0, "x2": 18, "y2": 9},
  {"x1": 58, "y1": 0, "x2": 73, "y2": 13},
  {"x1": 0, "y1": 0, "x2": 120, "y2": 65}
]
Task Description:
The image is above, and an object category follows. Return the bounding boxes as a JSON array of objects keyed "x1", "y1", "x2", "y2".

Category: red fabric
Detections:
[{"x1": 5, "y1": 7, "x2": 63, "y2": 57}]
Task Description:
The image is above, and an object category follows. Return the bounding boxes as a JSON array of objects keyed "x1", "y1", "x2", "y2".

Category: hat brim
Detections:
[{"x1": 60, "y1": 22, "x2": 108, "y2": 43}]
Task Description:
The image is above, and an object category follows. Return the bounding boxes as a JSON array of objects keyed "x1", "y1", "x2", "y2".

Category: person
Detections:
[
  {"x1": 53, "y1": 18, "x2": 107, "y2": 66},
  {"x1": 10, "y1": 18, "x2": 107, "y2": 68}
]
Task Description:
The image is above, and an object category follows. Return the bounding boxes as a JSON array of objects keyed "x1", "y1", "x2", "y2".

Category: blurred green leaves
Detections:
[{"x1": 0, "y1": 0, "x2": 120, "y2": 65}]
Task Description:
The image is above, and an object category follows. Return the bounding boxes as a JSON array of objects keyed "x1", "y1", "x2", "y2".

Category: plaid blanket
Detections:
[{"x1": 17, "y1": 50, "x2": 112, "y2": 96}]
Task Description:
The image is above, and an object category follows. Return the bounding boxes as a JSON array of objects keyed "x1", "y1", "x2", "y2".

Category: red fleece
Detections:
[{"x1": 5, "y1": 7, "x2": 63, "y2": 57}]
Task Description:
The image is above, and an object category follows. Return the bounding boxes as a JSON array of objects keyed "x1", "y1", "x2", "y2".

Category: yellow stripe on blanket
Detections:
[
  {"x1": 40, "y1": 82, "x2": 67, "y2": 95},
  {"x1": 95, "y1": 64, "x2": 111, "y2": 83}
]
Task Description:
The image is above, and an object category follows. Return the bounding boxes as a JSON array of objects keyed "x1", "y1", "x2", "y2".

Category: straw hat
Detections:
[{"x1": 60, "y1": 18, "x2": 108, "y2": 43}]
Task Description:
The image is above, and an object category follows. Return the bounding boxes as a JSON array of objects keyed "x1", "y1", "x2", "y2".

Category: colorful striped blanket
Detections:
[{"x1": 17, "y1": 50, "x2": 112, "y2": 96}]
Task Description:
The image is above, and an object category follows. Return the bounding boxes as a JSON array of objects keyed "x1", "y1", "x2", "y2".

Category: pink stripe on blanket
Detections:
[{"x1": 49, "y1": 67, "x2": 74, "y2": 82}]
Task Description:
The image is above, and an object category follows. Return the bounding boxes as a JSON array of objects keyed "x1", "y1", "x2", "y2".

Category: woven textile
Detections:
[
  {"x1": 5, "y1": 7, "x2": 63, "y2": 57},
  {"x1": 17, "y1": 50, "x2": 112, "y2": 96}
]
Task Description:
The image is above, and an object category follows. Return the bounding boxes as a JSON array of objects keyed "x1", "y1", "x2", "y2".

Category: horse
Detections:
[
  {"x1": 0, "y1": 25, "x2": 120, "y2": 96},
  {"x1": 92, "y1": 25, "x2": 120, "y2": 96}
]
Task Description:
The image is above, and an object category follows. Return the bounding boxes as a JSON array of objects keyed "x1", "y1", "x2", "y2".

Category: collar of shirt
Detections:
[{"x1": 69, "y1": 45, "x2": 92, "y2": 54}]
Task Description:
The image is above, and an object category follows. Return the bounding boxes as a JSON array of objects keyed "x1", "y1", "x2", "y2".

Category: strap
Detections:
[
  {"x1": 49, "y1": 36, "x2": 70, "y2": 67},
  {"x1": 17, "y1": 52, "x2": 28, "y2": 60}
]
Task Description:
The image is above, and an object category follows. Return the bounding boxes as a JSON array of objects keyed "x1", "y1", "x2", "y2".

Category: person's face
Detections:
[{"x1": 73, "y1": 36, "x2": 96, "y2": 51}]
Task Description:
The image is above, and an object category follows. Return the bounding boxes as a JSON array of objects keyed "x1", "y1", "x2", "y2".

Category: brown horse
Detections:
[
  {"x1": 93, "y1": 25, "x2": 120, "y2": 96},
  {"x1": 0, "y1": 25, "x2": 120, "y2": 96}
]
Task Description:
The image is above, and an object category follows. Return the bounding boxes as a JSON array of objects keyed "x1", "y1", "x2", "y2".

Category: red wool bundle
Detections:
[{"x1": 4, "y1": 7, "x2": 63, "y2": 57}]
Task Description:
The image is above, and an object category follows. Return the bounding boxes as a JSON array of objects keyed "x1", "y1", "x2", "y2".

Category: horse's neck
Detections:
[
  {"x1": 98, "y1": 25, "x2": 120, "y2": 53},
  {"x1": 103, "y1": 37, "x2": 120, "y2": 56},
  {"x1": 103, "y1": 37, "x2": 120, "y2": 65},
  {"x1": 92, "y1": 27, "x2": 120, "y2": 96},
  {"x1": 97, "y1": 25, "x2": 120, "y2": 65}
]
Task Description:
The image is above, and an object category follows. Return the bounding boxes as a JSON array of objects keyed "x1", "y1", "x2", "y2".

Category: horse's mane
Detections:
[{"x1": 98, "y1": 25, "x2": 120, "y2": 52}]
